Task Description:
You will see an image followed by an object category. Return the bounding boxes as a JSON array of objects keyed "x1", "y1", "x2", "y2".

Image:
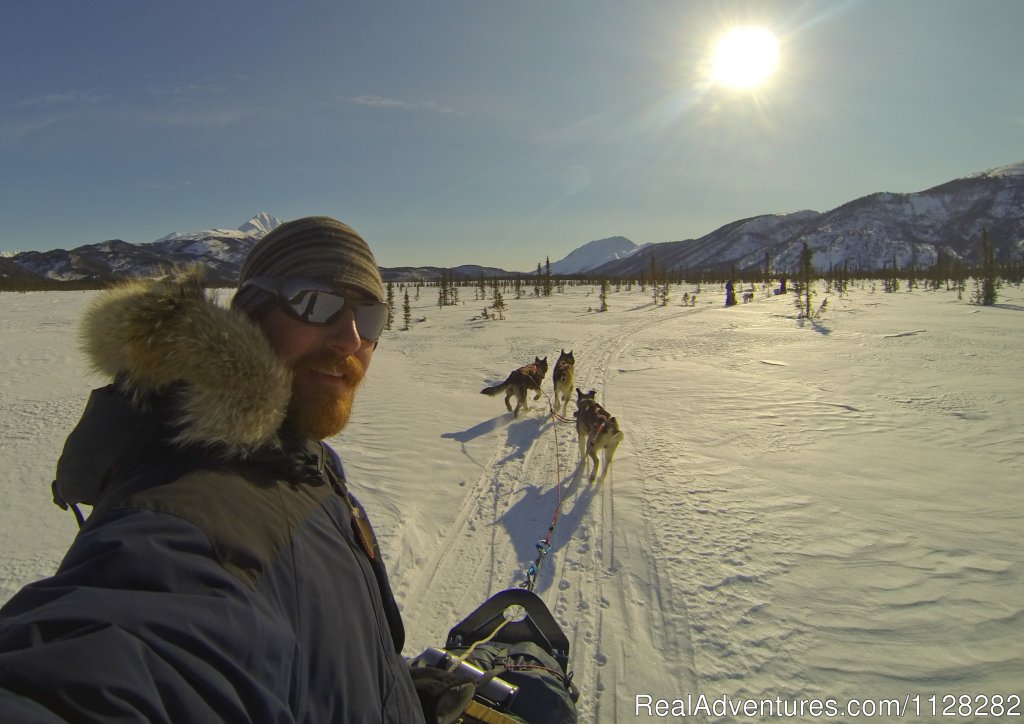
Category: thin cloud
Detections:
[
  {"x1": 142, "y1": 180, "x2": 196, "y2": 191},
  {"x1": 0, "y1": 116, "x2": 63, "y2": 149},
  {"x1": 147, "y1": 82, "x2": 227, "y2": 102},
  {"x1": 16, "y1": 91, "x2": 107, "y2": 109},
  {"x1": 351, "y1": 95, "x2": 409, "y2": 109},
  {"x1": 350, "y1": 95, "x2": 459, "y2": 114},
  {"x1": 130, "y1": 106, "x2": 246, "y2": 129}
]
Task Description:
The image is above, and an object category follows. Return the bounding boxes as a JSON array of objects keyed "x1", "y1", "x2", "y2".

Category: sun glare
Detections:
[{"x1": 711, "y1": 26, "x2": 780, "y2": 89}]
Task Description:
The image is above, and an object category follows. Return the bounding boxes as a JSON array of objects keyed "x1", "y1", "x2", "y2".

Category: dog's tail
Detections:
[{"x1": 480, "y1": 382, "x2": 508, "y2": 396}]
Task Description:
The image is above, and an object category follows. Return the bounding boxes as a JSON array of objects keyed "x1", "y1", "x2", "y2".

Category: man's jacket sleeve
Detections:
[{"x1": 0, "y1": 508, "x2": 302, "y2": 723}]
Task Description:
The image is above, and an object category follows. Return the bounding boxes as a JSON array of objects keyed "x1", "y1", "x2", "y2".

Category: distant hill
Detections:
[
  {"x1": 591, "y1": 161, "x2": 1024, "y2": 278},
  {"x1": 381, "y1": 264, "x2": 512, "y2": 283},
  {"x1": 3, "y1": 161, "x2": 1022, "y2": 284},
  {"x1": 3, "y1": 213, "x2": 284, "y2": 286},
  {"x1": 549, "y1": 236, "x2": 639, "y2": 275}
]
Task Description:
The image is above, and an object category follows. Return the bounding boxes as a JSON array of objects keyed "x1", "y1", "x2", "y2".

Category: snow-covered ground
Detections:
[{"x1": 1, "y1": 280, "x2": 1021, "y2": 722}]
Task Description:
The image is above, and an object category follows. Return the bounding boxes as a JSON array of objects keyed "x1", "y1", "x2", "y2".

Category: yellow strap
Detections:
[
  {"x1": 462, "y1": 699, "x2": 524, "y2": 724},
  {"x1": 452, "y1": 617, "x2": 510, "y2": 667}
]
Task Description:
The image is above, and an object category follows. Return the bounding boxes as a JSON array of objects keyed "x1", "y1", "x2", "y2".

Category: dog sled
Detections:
[{"x1": 411, "y1": 588, "x2": 578, "y2": 723}]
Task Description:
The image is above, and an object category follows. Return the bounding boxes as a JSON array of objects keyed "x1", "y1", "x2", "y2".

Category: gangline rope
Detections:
[{"x1": 519, "y1": 392, "x2": 576, "y2": 592}]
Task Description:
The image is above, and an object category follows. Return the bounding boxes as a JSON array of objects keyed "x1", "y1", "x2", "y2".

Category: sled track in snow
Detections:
[
  {"x1": 404, "y1": 305, "x2": 702, "y2": 721},
  {"x1": 554, "y1": 306, "x2": 702, "y2": 721}
]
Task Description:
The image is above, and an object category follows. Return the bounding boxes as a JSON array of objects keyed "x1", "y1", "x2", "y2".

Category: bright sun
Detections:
[{"x1": 711, "y1": 26, "x2": 780, "y2": 89}]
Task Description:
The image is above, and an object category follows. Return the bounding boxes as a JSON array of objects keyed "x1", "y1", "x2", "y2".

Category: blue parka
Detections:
[{"x1": 0, "y1": 272, "x2": 426, "y2": 723}]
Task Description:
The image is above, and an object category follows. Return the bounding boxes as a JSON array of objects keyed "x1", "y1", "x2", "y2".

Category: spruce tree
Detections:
[
  {"x1": 650, "y1": 256, "x2": 659, "y2": 305},
  {"x1": 448, "y1": 271, "x2": 459, "y2": 305},
  {"x1": 794, "y1": 242, "x2": 814, "y2": 318},
  {"x1": 437, "y1": 274, "x2": 449, "y2": 308},
  {"x1": 385, "y1": 282, "x2": 395, "y2": 330},
  {"x1": 976, "y1": 228, "x2": 998, "y2": 306},
  {"x1": 492, "y1": 285, "x2": 506, "y2": 320}
]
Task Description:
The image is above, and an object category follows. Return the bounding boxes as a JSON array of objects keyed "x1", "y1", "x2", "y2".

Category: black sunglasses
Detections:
[{"x1": 242, "y1": 276, "x2": 389, "y2": 342}]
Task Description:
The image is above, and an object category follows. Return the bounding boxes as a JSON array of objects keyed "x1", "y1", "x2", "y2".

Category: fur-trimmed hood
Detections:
[{"x1": 80, "y1": 267, "x2": 292, "y2": 455}]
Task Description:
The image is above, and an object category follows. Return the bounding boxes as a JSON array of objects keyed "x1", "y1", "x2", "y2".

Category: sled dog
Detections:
[
  {"x1": 481, "y1": 356, "x2": 548, "y2": 417},
  {"x1": 574, "y1": 388, "x2": 624, "y2": 483},
  {"x1": 552, "y1": 349, "x2": 575, "y2": 413}
]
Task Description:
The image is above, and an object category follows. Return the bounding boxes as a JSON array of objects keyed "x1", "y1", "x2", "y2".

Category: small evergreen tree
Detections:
[
  {"x1": 492, "y1": 286, "x2": 506, "y2": 320},
  {"x1": 649, "y1": 256, "x2": 659, "y2": 305},
  {"x1": 385, "y1": 282, "x2": 395, "y2": 330},
  {"x1": 402, "y1": 290, "x2": 411, "y2": 330},
  {"x1": 437, "y1": 276, "x2": 448, "y2": 308},
  {"x1": 449, "y1": 271, "x2": 460, "y2": 305},
  {"x1": 974, "y1": 228, "x2": 998, "y2": 306},
  {"x1": 599, "y1": 280, "x2": 609, "y2": 312},
  {"x1": 794, "y1": 242, "x2": 815, "y2": 318}
]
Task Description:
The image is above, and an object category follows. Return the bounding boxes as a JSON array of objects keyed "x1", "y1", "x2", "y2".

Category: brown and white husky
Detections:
[
  {"x1": 574, "y1": 388, "x2": 624, "y2": 483},
  {"x1": 480, "y1": 356, "x2": 548, "y2": 417},
  {"x1": 552, "y1": 349, "x2": 575, "y2": 414}
]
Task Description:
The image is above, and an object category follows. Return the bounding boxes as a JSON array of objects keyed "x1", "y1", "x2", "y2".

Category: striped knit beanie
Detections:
[{"x1": 232, "y1": 216, "x2": 385, "y2": 317}]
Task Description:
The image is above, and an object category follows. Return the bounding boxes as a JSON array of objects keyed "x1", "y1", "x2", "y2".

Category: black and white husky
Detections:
[
  {"x1": 574, "y1": 388, "x2": 624, "y2": 483},
  {"x1": 480, "y1": 356, "x2": 548, "y2": 417}
]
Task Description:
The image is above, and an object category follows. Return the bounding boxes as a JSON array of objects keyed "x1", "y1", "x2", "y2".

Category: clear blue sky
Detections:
[{"x1": 2, "y1": 1, "x2": 1022, "y2": 269}]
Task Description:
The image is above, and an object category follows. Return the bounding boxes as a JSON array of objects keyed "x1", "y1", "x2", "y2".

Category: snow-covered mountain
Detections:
[
  {"x1": 6, "y1": 214, "x2": 282, "y2": 284},
  {"x1": 153, "y1": 212, "x2": 283, "y2": 244},
  {"x1": 4, "y1": 160, "x2": 1023, "y2": 285},
  {"x1": 548, "y1": 236, "x2": 638, "y2": 275},
  {"x1": 236, "y1": 212, "x2": 281, "y2": 238},
  {"x1": 592, "y1": 161, "x2": 1024, "y2": 277},
  {"x1": 147, "y1": 213, "x2": 283, "y2": 282}
]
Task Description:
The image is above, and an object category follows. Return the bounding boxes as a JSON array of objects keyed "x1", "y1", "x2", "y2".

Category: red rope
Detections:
[
  {"x1": 543, "y1": 402, "x2": 564, "y2": 549},
  {"x1": 521, "y1": 396, "x2": 573, "y2": 591}
]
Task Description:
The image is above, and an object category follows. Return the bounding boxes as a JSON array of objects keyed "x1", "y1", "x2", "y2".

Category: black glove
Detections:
[{"x1": 409, "y1": 666, "x2": 476, "y2": 724}]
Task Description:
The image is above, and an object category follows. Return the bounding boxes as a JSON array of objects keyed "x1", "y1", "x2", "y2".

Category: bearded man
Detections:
[{"x1": 0, "y1": 217, "x2": 454, "y2": 722}]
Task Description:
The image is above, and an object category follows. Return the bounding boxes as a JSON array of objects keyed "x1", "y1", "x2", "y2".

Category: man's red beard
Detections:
[{"x1": 287, "y1": 350, "x2": 366, "y2": 440}]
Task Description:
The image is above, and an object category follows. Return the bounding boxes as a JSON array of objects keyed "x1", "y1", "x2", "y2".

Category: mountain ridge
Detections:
[{"x1": 3, "y1": 162, "x2": 1022, "y2": 284}]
